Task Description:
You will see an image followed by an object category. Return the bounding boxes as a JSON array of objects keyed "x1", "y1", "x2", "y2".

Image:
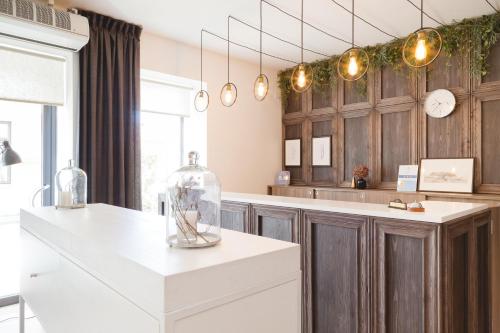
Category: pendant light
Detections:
[
  {"x1": 337, "y1": 0, "x2": 369, "y2": 81},
  {"x1": 254, "y1": 0, "x2": 269, "y2": 101},
  {"x1": 290, "y1": 0, "x2": 313, "y2": 93},
  {"x1": 402, "y1": 0, "x2": 442, "y2": 68},
  {"x1": 194, "y1": 30, "x2": 209, "y2": 112},
  {"x1": 220, "y1": 17, "x2": 237, "y2": 107}
]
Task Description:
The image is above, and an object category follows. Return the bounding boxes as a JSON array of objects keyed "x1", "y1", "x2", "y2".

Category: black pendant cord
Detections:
[
  {"x1": 230, "y1": 15, "x2": 329, "y2": 58},
  {"x1": 202, "y1": 29, "x2": 298, "y2": 64},
  {"x1": 227, "y1": 16, "x2": 230, "y2": 83},
  {"x1": 200, "y1": 30, "x2": 203, "y2": 92},
  {"x1": 485, "y1": 0, "x2": 499, "y2": 13},
  {"x1": 260, "y1": 0, "x2": 263, "y2": 75},
  {"x1": 301, "y1": 0, "x2": 304, "y2": 64},
  {"x1": 328, "y1": 0, "x2": 397, "y2": 39},
  {"x1": 420, "y1": 0, "x2": 423, "y2": 29},
  {"x1": 262, "y1": 0, "x2": 353, "y2": 46},
  {"x1": 351, "y1": 0, "x2": 354, "y2": 48},
  {"x1": 403, "y1": 0, "x2": 442, "y2": 25}
]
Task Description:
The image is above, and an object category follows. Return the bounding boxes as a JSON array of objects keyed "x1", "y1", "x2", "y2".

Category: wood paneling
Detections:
[
  {"x1": 312, "y1": 84, "x2": 335, "y2": 111},
  {"x1": 284, "y1": 121, "x2": 306, "y2": 184},
  {"x1": 220, "y1": 201, "x2": 250, "y2": 233},
  {"x1": 285, "y1": 90, "x2": 303, "y2": 115},
  {"x1": 483, "y1": 34, "x2": 500, "y2": 84},
  {"x1": 303, "y1": 211, "x2": 368, "y2": 333},
  {"x1": 381, "y1": 66, "x2": 411, "y2": 99},
  {"x1": 481, "y1": 100, "x2": 500, "y2": 184},
  {"x1": 310, "y1": 117, "x2": 335, "y2": 185},
  {"x1": 377, "y1": 105, "x2": 415, "y2": 187},
  {"x1": 341, "y1": 111, "x2": 372, "y2": 184},
  {"x1": 270, "y1": 185, "x2": 315, "y2": 198},
  {"x1": 251, "y1": 205, "x2": 300, "y2": 243},
  {"x1": 474, "y1": 213, "x2": 491, "y2": 333},
  {"x1": 373, "y1": 218, "x2": 438, "y2": 333},
  {"x1": 425, "y1": 54, "x2": 469, "y2": 95}
]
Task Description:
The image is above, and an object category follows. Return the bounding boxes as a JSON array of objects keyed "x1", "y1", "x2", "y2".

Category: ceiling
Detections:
[{"x1": 58, "y1": 0, "x2": 498, "y2": 69}]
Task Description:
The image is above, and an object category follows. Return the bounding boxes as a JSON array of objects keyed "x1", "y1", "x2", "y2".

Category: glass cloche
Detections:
[
  {"x1": 55, "y1": 160, "x2": 87, "y2": 209},
  {"x1": 166, "y1": 151, "x2": 221, "y2": 248}
]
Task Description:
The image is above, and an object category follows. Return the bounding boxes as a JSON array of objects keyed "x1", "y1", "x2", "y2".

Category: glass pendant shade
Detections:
[
  {"x1": 194, "y1": 90, "x2": 209, "y2": 112},
  {"x1": 253, "y1": 74, "x2": 269, "y2": 101},
  {"x1": 403, "y1": 28, "x2": 442, "y2": 68},
  {"x1": 291, "y1": 63, "x2": 313, "y2": 93},
  {"x1": 338, "y1": 47, "x2": 369, "y2": 81},
  {"x1": 220, "y1": 82, "x2": 237, "y2": 107}
]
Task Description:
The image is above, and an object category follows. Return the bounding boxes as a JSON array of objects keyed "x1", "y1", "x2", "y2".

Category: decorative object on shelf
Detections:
[
  {"x1": 312, "y1": 136, "x2": 331, "y2": 166},
  {"x1": 388, "y1": 199, "x2": 408, "y2": 210},
  {"x1": 418, "y1": 158, "x2": 474, "y2": 193},
  {"x1": 55, "y1": 160, "x2": 87, "y2": 209},
  {"x1": 194, "y1": 30, "x2": 209, "y2": 112},
  {"x1": 351, "y1": 177, "x2": 356, "y2": 188},
  {"x1": 407, "y1": 201, "x2": 425, "y2": 212},
  {"x1": 397, "y1": 165, "x2": 419, "y2": 192},
  {"x1": 424, "y1": 89, "x2": 456, "y2": 118},
  {"x1": 402, "y1": 0, "x2": 442, "y2": 68},
  {"x1": 220, "y1": 18, "x2": 237, "y2": 107},
  {"x1": 285, "y1": 139, "x2": 301, "y2": 167},
  {"x1": 254, "y1": 1, "x2": 269, "y2": 101},
  {"x1": 290, "y1": 0, "x2": 313, "y2": 93},
  {"x1": 353, "y1": 164, "x2": 369, "y2": 189},
  {"x1": 166, "y1": 151, "x2": 221, "y2": 248},
  {"x1": 276, "y1": 171, "x2": 291, "y2": 186},
  {"x1": 337, "y1": 0, "x2": 369, "y2": 81}
]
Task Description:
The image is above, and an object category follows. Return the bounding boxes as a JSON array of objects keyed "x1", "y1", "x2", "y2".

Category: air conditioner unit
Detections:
[{"x1": 0, "y1": 0, "x2": 89, "y2": 52}]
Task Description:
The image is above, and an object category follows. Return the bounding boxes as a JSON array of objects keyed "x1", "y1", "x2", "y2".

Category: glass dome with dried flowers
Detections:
[{"x1": 166, "y1": 151, "x2": 221, "y2": 248}]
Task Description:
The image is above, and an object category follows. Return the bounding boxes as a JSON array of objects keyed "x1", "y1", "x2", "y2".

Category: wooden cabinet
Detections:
[
  {"x1": 302, "y1": 211, "x2": 369, "y2": 333},
  {"x1": 251, "y1": 205, "x2": 300, "y2": 243},
  {"x1": 269, "y1": 185, "x2": 315, "y2": 199},
  {"x1": 372, "y1": 218, "x2": 438, "y2": 333},
  {"x1": 220, "y1": 201, "x2": 250, "y2": 233}
]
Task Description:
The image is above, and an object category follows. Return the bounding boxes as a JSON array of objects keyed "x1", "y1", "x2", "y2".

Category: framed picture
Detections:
[
  {"x1": 312, "y1": 136, "x2": 331, "y2": 166},
  {"x1": 418, "y1": 158, "x2": 474, "y2": 193},
  {"x1": 0, "y1": 121, "x2": 11, "y2": 184},
  {"x1": 285, "y1": 139, "x2": 301, "y2": 167},
  {"x1": 397, "y1": 165, "x2": 419, "y2": 192}
]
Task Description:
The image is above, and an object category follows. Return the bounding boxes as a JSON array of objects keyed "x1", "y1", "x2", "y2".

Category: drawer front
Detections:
[{"x1": 21, "y1": 229, "x2": 159, "y2": 333}]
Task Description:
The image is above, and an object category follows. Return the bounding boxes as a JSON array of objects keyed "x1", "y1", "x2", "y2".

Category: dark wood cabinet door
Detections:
[
  {"x1": 251, "y1": 205, "x2": 300, "y2": 243},
  {"x1": 220, "y1": 201, "x2": 250, "y2": 233},
  {"x1": 474, "y1": 213, "x2": 491, "y2": 333},
  {"x1": 373, "y1": 218, "x2": 438, "y2": 333},
  {"x1": 303, "y1": 210, "x2": 369, "y2": 333}
]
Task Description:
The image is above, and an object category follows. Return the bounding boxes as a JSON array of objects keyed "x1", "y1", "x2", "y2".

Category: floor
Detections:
[{"x1": 0, "y1": 304, "x2": 43, "y2": 333}]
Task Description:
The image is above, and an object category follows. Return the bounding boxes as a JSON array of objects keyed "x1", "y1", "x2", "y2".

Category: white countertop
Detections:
[
  {"x1": 20, "y1": 204, "x2": 300, "y2": 315},
  {"x1": 222, "y1": 192, "x2": 489, "y2": 223}
]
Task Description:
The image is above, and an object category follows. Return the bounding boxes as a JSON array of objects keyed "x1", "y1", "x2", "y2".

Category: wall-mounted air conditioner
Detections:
[{"x1": 0, "y1": 0, "x2": 89, "y2": 52}]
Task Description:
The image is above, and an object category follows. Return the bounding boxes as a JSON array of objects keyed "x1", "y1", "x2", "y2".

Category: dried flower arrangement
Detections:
[{"x1": 353, "y1": 165, "x2": 369, "y2": 179}]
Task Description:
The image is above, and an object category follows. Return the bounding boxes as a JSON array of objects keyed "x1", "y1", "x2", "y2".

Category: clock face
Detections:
[{"x1": 424, "y1": 89, "x2": 456, "y2": 118}]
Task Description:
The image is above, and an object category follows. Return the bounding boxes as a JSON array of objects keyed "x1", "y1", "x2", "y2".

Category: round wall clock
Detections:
[{"x1": 424, "y1": 89, "x2": 456, "y2": 118}]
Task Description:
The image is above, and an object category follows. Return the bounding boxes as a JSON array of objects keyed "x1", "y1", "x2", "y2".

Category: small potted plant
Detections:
[{"x1": 353, "y1": 165, "x2": 369, "y2": 189}]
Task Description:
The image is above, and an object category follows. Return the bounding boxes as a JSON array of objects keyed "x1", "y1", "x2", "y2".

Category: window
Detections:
[
  {"x1": 0, "y1": 36, "x2": 76, "y2": 302},
  {"x1": 140, "y1": 70, "x2": 207, "y2": 214}
]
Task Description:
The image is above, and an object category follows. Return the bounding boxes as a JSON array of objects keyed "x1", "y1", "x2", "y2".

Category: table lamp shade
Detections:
[{"x1": 0, "y1": 141, "x2": 21, "y2": 167}]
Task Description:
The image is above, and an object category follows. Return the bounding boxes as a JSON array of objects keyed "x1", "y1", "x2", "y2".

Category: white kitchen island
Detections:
[{"x1": 19, "y1": 204, "x2": 301, "y2": 333}]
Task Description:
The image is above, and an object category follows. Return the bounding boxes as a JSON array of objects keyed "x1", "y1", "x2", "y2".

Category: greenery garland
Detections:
[{"x1": 278, "y1": 12, "x2": 500, "y2": 107}]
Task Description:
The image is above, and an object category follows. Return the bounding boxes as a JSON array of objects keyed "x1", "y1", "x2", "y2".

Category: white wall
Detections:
[{"x1": 141, "y1": 32, "x2": 282, "y2": 194}]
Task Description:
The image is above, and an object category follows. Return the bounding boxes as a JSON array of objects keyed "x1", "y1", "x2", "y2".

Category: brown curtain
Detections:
[{"x1": 79, "y1": 10, "x2": 142, "y2": 209}]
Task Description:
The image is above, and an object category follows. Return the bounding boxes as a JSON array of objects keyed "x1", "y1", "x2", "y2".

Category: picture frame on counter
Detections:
[
  {"x1": 418, "y1": 158, "x2": 474, "y2": 193},
  {"x1": 397, "y1": 165, "x2": 419, "y2": 192},
  {"x1": 312, "y1": 136, "x2": 331, "y2": 166},
  {"x1": 285, "y1": 139, "x2": 301, "y2": 167}
]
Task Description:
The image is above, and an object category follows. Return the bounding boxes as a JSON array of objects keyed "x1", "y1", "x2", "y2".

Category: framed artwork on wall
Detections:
[
  {"x1": 285, "y1": 139, "x2": 301, "y2": 167},
  {"x1": 0, "y1": 121, "x2": 11, "y2": 184},
  {"x1": 418, "y1": 158, "x2": 474, "y2": 193},
  {"x1": 312, "y1": 136, "x2": 331, "y2": 166}
]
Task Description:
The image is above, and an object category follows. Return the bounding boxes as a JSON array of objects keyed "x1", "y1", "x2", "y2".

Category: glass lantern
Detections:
[
  {"x1": 55, "y1": 160, "x2": 87, "y2": 209},
  {"x1": 166, "y1": 151, "x2": 221, "y2": 248}
]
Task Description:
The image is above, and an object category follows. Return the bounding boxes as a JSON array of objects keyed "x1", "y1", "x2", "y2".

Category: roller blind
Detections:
[
  {"x1": 0, "y1": 46, "x2": 65, "y2": 106},
  {"x1": 141, "y1": 79, "x2": 192, "y2": 117}
]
